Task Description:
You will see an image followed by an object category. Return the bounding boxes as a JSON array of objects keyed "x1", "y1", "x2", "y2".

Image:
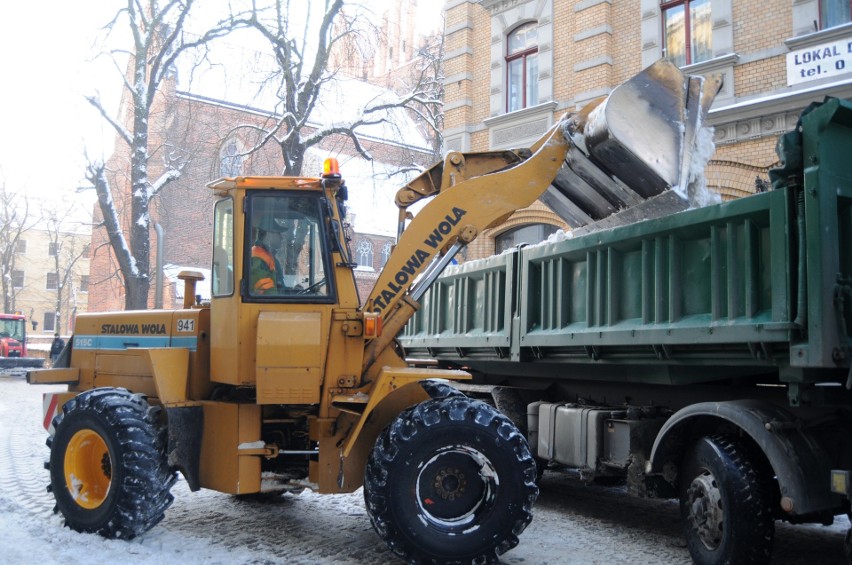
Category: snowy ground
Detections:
[{"x1": 1, "y1": 374, "x2": 849, "y2": 564}]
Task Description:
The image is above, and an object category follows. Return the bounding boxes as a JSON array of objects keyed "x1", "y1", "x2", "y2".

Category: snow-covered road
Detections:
[{"x1": 0, "y1": 375, "x2": 848, "y2": 564}]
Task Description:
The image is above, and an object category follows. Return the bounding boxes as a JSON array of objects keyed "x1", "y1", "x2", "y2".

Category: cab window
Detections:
[
  {"x1": 245, "y1": 192, "x2": 332, "y2": 301},
  {"x1": 212, "y1": 198, "x2": 234, "y2": 297}
]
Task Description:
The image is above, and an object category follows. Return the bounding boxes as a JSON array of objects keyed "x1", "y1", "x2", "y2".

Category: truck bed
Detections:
[{"x1": 402, "y1": 98, "x2": 852, "y2": 389}]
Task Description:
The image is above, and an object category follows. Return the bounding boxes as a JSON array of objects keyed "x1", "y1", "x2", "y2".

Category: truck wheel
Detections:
[
  {"x1": 679, "y1": 435, "x2": 774, "y2": 565},
  {"x1": 46, "y1": 388, "x2": 176, "y2": 539},
  {"x1": 364, "y1": 396, "x2": 538, "y2": 564}
]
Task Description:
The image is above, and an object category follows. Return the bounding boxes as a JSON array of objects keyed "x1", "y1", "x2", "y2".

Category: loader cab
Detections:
[{"x1": 207, "y1": 170, "x2": 359, "y2": 394}]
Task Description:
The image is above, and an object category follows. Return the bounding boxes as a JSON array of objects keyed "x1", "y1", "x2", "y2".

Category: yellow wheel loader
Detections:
[{"x1": 28, "y1": 60, "x2": 720, "y2": 564}]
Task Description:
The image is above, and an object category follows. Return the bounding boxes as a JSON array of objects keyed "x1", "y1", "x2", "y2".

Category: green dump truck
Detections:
[{"x1": 400, "y1": 97, "x2": 852, "y2": 565}]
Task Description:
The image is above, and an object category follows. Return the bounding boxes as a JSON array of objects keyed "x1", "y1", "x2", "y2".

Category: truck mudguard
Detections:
[{"x1": 649, "y1": 399, "x2": 840, "y2": 517}]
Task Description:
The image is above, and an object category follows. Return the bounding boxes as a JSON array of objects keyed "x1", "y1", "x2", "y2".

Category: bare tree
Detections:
[
  {"x1": 235, "y1": 0, "x2": 444, "y2": 176},
  {"x1": 42, "y1": 204, "x2": 91, "y2": 334},
  {"x1": 86, "y1": 0, "x2": 248, "y2": 310},
  {"x1": 0, "y1": 182, "x2": 34, "y2": 314}
]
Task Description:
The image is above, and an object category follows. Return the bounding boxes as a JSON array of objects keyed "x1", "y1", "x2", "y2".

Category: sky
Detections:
[
  {"x1": 0, "y1": 0, "x2": 442, "y2": 213},
  {"x1": 0, "y1": 1, "x2": 120, "y2": 204}
]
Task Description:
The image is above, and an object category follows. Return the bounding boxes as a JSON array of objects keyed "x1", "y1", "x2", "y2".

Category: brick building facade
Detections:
[{"x1": 441, "y1": 0, "x2": 852, "y2": 260}]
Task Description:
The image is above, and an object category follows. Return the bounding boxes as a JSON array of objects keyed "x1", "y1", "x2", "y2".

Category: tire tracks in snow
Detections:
[{"x1": 0, "y1": 380, "x2": 58, "y2": 520}]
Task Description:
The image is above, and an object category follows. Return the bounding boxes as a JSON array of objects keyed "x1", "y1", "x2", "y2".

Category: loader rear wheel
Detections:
[
  {"x1": 364, "y1": 396, "x2": 538, "y2": 564},
  {"x1": 679, "y1": 435, "x2": 774, "y2": 565},
  {"x1": 47, "y1": 388, "x2": 176, "y2": 539}
]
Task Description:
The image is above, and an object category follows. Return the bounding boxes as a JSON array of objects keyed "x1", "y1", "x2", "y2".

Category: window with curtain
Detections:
[
  {"x1": 821, "y1": 0, "x2": 852, "y2": 28},
  {"x1": 506, "y1": 22, "x2": 539, "y2": 113},
  {"x1": 662, "y1": 0, "x2": 712, "y2": 67}
]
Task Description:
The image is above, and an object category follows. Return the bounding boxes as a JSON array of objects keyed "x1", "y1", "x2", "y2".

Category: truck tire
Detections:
[
  {"x1": 46, "y1": 388, "x2": 176, "y2": 539},
  {"x1": 679, "y1": 435, "x2": 774, "y2": 565},
  {"x1": 364, "y1": 396, "x2": 538, "y2": 564}
]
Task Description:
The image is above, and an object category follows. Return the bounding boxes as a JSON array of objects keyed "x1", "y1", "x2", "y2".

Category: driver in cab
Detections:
[{"x1": 250, "y1": 213, "x2": 287, "y2": 295}]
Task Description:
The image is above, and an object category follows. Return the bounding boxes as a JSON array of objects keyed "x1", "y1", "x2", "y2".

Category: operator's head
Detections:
[{"x1": 256, "y1": 214, "x2": 286, "y2": 248}]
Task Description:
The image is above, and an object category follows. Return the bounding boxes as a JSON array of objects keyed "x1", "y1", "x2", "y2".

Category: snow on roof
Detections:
[{"x1": 176, "y1": 41, "x2": 431, "y2": 151}]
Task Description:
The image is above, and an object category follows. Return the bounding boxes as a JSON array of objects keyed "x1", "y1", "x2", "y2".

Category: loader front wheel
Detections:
[
  {"x1": 47, "y1": 388, "x2": 176, "y2": 539},
  {"x1": 364, "y1": 396, "x2": 538, "y2": 563}
]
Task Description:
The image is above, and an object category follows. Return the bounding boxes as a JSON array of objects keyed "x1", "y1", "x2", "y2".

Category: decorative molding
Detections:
[
  {"x1": 574, "y1": 25, "x2": 613, "y2": 42},
  {"x1": 492, "y1": 118, "x2": 551, "y2": 147},
  {"x1": 785, "y1": 22, "x2": 852, "y2": 49},
  {"x1": 444, "y1": 0, "x2": 469, "y2": 10},
  {"x1": 481, "y1": 0, "x2": 535, "y2": 16},
  {"x1": 712, "y1": 110, "x2": 800, "y2": 145},
  {"x1": 444, "y1": 72, "x2": 474, "y2": 84},
  {"x1": 574, "y1": 56, "x2": 614, "y2": 72},
  {"x1": 574, "y1": 0, "x2": 611, "y2": 13},
  {"x1": 444, "y1": 47, "x2": 474, "y2": 60},
  {"x1": 445, "y1": 20, "x2": 474, "y2": 36},
  {"x1": 681, "y1": 52, "x2": 739, "y2": 75},
  {"x1": 571, "y1": 86, "x2": 612, "y2": 108},
  {"x1": 443, "y1": 123, "x2": 487, "y2": 137},
  {"x1": 443, "y1": 98, "x2": 474, "y2": 111},
  {"x1": 709, "y1": 79, "x2": 852, "y2": 143},
  {"x1": 484, "y1": 101, "x2": 559, "y2": 149}
]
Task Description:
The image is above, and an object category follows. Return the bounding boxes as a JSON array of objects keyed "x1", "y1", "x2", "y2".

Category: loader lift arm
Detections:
[
  {"x1": 362, "y1": 59, "x2": 722, "y2": 377},
  {"x1": 362, "y1": 121, "x2": 570, "y2": 373}
]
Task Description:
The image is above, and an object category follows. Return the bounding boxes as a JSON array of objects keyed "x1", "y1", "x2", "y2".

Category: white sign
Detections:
[{"x1": 787, "y1": 36, "x2": 852, "y2": 86}]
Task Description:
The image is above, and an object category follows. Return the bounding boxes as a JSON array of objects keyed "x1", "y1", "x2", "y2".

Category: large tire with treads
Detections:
[
  {"x1": 47, "y1": 388, "x2": 176, "y2": 539},
  {"x1": 364, "y1": 396, "x2": 538, "y2": 564},
  {"x1": 679, "y1": 435, "x2": 774, "y2": 565}
]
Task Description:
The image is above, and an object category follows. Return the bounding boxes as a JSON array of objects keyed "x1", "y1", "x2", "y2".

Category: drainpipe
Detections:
[{"x1": 154, "y1": 223, "x2": 164, "y2": 309}]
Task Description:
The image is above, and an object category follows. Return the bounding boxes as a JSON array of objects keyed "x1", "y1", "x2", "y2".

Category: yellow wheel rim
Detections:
[{"x1": 64, "y1": 428, "x2": 112, "y2": 510}]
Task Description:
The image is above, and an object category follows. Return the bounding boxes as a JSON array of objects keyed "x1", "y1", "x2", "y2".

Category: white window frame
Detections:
[{"x1": 355, "y1": 240, "x2": 374, "y2": 271}]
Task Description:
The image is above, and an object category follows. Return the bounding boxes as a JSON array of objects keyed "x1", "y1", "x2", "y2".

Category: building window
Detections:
[
  {"x1": 15, "y1": 240, "x2": 26, "y2": 254},
  {"x1": 220, "y1": 140, "x2": 242, "y2": 177},
  {"x1": 11, "y1": 270, "x2": 24, "y2": 289},
  {"x1": 49, "y1": 242, "x2": 58, "y2": 256},
  {"x1": 46, "y1": 272, "x2": 58, "y2": 291},
  {"x1": 381, "y1": 241, "x2": 392, "y2": 267},
  {"x1": 821, "y1": 0, "x2": 852, "y2": 28},
  {"x1": 495, "y1": 224, "x2": 559, "y2": 255},
  {"x1": 355, "y1": 240, "x2": 374, "y2": 269},
  {"x1": 506, "y1": 22, "x2": 539, "y2": 113},
  {"x1": 662, "y1": 0, "x2": 712, "y2": 67},
  {"x1": 43, "y1": 312, "x2": 56, "y2": 333},
  {"x1": 80, "y1": 275, "x2": 89, "y2": 293}
]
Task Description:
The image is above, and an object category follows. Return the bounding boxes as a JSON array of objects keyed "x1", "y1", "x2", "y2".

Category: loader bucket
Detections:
[{"x1": 543, "y1": 59, "x2": 722, "y2": 228}]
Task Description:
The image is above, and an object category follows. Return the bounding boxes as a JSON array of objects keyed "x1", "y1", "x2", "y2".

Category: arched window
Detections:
[
  {"x1": 661, "y1": 0, "x2": 712, "y2": 67},
  {"x1": 495, "y1": 224, "x2": 558, "y2": 255},
  {"x1": 506, "y1": 22, "x2": 538, "y2": 113},
  {"x1": 381, "y1": 241, "x2": 393, "y2": 267},
  {"x1": 220, "y1": 140, "x2": 242, "y2": 177},
  {"x1": 821, "y1": 0, "x2": 852, "y2": 28},
  {"x1": 356, "y1": 240, "x2": 374, "y2": 269}
]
